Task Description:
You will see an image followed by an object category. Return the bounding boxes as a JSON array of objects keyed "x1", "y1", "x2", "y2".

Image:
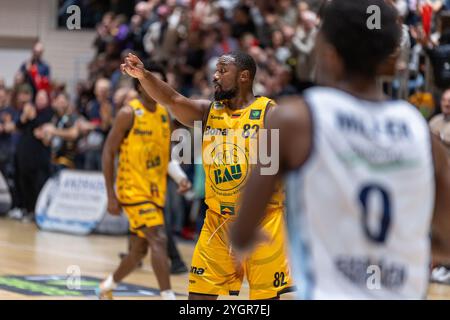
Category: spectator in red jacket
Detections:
[{"x1": 20, "y1": 41, "x2": 51, "y2": 98}]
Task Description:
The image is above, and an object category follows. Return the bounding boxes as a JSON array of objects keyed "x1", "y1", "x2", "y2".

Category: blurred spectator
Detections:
[
  {"x1": 423, "y1": 30, "x2": 450, "y2": 92},
  {"x1": 93, "y1": 12, "x2": 116, "y2": 55},
  {"x1": 19, "y1": 42, "x2": 51, "y2": 98},
  {"x1": 41, "y1": 92, "x2": 80, "y2": 173},
  {"x1": 178, "y1": 31, "x2": 209, "y2": 95},
  {"x1": 15, "y1": 89, "x2": 53, "y2": 222},
  {"x1": 277, "y1": 0, "x2": 298, "y2": 27},
  {"x1": 143, "y1": 5, "x2": 183, "y2": 64},
  {"x1": 232, "y1": 4, "x2": 256, "y2": 39},
  {"x1": 430, "y1": 88, "x2": 450, "y2": 154},
  {"x1": 80, "y1": 78, "x2": 113, "y2": 171},
  {"x1": 271, "y1": 29, "x2": 291, "y2": 64},
  {"x1": 0, "y1": 88, "x2": 18, "y2": 192},
  {"x1": 191, "y1": 0, "x2": 220, "y2": 30},
  {"x1": 292, "y1": 9, "x2": 318, "y2": 90},
  {"x1": 211, "y1": 22, "x2": 239, "y2": 58},
  {"x1": 86, "y1": 78, "x2": 113, "y2": 128}
]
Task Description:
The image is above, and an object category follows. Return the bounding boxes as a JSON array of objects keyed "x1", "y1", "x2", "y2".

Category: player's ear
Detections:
[{"x1": 240, "y1": 70, "x2": 251, "y2": 83}]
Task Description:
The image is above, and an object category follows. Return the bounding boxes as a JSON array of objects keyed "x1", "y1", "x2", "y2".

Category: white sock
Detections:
[
  {"x1": 101, "y1": 274, "x2": 117, "y2": 291},
  {"x1": 161, "y1": 290, "x2": 176, "y2": 300}
]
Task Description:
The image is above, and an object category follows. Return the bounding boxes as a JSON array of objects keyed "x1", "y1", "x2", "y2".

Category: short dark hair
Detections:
[
  {"x1": 225, "y1": 51, "x2": 257, "y2": 80},
  {"x1": 321, "y1": 0, "x2": 401, "y2": 78},
  {"x1": 54, "y1": 91, "x2": 70, "y2": 101},
  {"x1": 133, "y1": 61, "x2": 167, "y2": 90}
]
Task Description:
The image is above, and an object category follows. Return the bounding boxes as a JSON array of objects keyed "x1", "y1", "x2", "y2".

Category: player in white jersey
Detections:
[{"x1": 231, "y1": 0, "x2": 450, "y2": 299}]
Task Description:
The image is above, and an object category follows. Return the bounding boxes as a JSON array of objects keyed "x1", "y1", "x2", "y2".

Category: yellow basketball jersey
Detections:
[
  {"x1": 116, "y1": 99, "x2": 171, "y2": 207},
  {"x1": 203, "y1": 96, "x2": 285, "y2": 218}
]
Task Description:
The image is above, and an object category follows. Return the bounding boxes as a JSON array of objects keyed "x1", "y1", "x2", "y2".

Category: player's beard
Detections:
[{"x1": 214, "y1": 86, "x2": 238, "y2": 101}]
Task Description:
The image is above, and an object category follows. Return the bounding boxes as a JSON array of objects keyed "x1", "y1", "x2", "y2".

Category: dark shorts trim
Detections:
[
  {"x1": 277, "y1": 285, "x2": 297, "y2": 297},
  {"x1": 188, "y1": 292, "x2": 219, "y2": 297},
  {"x1": 120, "y1": 200, "x2": 163, "y2": 210}
]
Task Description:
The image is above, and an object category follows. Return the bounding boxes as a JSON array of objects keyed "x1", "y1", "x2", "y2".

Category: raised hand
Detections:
[
  {"x1": 22, "y1": 103, "x2": 37, "y2": 122},
  {"x1": 120, "y1": 53, "x2": 146, "y2": 80}
]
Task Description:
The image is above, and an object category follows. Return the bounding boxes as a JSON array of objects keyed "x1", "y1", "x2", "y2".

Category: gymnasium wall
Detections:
[{"x1": 0, "y1": 0, "x2": 96, "y2": 95}]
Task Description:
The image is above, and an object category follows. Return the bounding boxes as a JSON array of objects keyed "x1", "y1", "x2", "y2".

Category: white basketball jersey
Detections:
[{"x1": 287, "y1": 87, "x2": 435, "y2": 300}]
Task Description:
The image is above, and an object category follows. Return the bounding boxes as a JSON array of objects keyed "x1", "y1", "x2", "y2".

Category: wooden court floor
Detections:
[{"x1": 0, "y1": 218, "x2": 447, "y2": 300}]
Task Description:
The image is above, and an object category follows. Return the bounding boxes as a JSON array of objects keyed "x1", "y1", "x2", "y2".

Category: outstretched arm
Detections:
[
  {"x1": 231, "y1": 97, "x2": 312, "y2": 251},
  {"x1": 121, "y1": 53, "x2": 211, "y2": 127}
]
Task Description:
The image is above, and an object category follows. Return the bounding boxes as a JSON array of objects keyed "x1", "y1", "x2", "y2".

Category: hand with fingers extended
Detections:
[{"x1": 121, "y1": 53, "x2": 146, "y2": 80}]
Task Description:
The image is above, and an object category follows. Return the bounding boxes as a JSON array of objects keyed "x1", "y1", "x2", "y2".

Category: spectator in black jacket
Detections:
[{"x1": 15, "y1": 88, "x2": 53, "y2": 222}]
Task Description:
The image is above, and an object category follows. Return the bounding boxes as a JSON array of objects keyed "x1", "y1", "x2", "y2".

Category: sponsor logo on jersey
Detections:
[
  {"x1": 161, "y1": 115, "x2": 168, "y2": 123},
  {"x1": 133, "y1": 129, "x2": 152, "y2": 136},
  {"x1": 204, "y1": 126, "x2": 229, "y2": 136},
  {"x1": 214, "y1": 165, "x2": 242, "y2": 185},
  {"x1": 190, "y1": 266, "x2": 206, "y2": 275},
  {"x1": 146, "y1": 155, "x2": 161, "y2": 169},
  {"x1": 139, "y1": 208, "x2": 157, "y2": 220},
  {"x1": 208, "y1": 143, "x2": 248, "y2": 192},
  {"x1": 211, "y1": 115, "x2": 224, "y2": 120},
  {"x1": 249, "y1": 109, "x2": 262, "y2": 120},
  {"x1": 220, "y1": 203, "x2": 235, "y2": 215},
  {"x1": 135, "y1": 109, "x2": 144, "y2": 117}
]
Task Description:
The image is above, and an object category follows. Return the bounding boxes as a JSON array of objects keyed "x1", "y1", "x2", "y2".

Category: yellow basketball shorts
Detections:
[
  {"x1": 122, "y1": 202, "x2": 165, "y2": 239},
  {"x1": 189, "y1": 208, "x2": 296, "y2": 300}
]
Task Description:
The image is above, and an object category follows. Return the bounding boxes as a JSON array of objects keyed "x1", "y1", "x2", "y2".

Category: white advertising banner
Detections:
[{"x1": 36, "y1": 170, "x2": 108, "y2": 235}]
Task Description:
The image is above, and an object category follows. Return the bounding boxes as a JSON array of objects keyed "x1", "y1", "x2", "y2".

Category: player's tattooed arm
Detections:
[
  {"x1": 121, "y1": 53, "x2": 210, "y2": 128},
  {"x1": 102, "y1": 106, "x2": 134, "y2": 215},
  {"x1": 430, "y1": 133, "x2": 450, "y2": 265},
  {"x1": 231, "y1": 97, "x2": 312, "y2": 251}
]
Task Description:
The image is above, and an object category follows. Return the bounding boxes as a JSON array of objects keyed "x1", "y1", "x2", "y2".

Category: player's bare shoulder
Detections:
[
  {"x1": 266, "y1": 95, "x2": 313, "y2": 171},
  {"x1": 114, "y1": 104, "x2": 135, "y2": 129}
]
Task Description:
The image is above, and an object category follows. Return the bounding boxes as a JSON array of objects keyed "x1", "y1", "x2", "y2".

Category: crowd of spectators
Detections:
[{"x1": 1, "y1": 0, "x2": 450, "y2": 238}]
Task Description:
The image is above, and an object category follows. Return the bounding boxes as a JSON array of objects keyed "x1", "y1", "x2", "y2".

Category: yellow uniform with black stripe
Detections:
[
  {"x1": 189, "y1": 96, "x2": 295, "y2": 299},
  {"x1": 116, "y1": 99, "x2": 171, "y2": 238}
]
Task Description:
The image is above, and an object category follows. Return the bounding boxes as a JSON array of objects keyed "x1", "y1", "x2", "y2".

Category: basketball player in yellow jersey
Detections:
[
  {"x1": 98, "y1": 63, "x2": 191, "y2": 300},
  {"x1": 121, "y1": 51, "x2": 295, "y2": 300}
]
